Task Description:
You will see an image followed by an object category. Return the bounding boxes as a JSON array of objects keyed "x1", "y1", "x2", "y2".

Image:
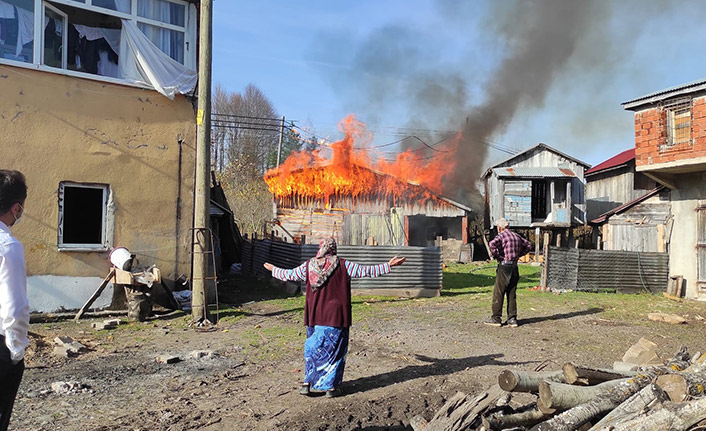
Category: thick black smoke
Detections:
[{"x1": 313, "y1": 0, "x2": 691, "y2": 207}]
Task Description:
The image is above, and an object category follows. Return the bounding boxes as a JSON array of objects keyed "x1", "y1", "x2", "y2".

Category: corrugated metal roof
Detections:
[
  {"x1": 482, "y1": 143, "x2": 591, "y2": 178},
  {"x1": 209, "y1": 199, "x2": 231, "y2": 217},
  {"x1": 622, "y1": 78, "x2": 706, "y2": 110},
  {"x1": 492, "y1": 167, "x2": 576, "y2": 178},
  {"x1": 590, "y1": 186, "x2": 666, "y2": 224},
  {"x1": 585, "y1": 148, "x2": 635, "y2": 176}
]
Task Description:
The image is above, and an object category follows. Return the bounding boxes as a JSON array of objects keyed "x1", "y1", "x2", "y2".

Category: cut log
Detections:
[
  {"x1": 483, "y1": 406, "x2": 548, "y2": 430},
  {"x1": 621, "y1": 337, "x2": 662, "y2": 366},
  {"x1": 562, "y1": 363, "x2": 638, "y2": 385},
  {"x1": 612, "y1": 361, "x2": 639, "y2": 372},
  {"x1": 537, "y1": 378, "x2": 630, "y2": 414},
  {"x1": 609, "y1": 398, "x2": 706, "y2": 431},
  {"x1": 532, "y1": 352, "x2": 692, "y2": 431},
  {"x1": 655, "y1": 369, "x2": 706, "y2": 401},
  {"x1": 654, "y1": 374, "x2": 689, "y2": 402},
  {"x1": 498, "y1": 369, "x2": 566, "y2": 392},
  {"x1": 588, "y1": 383, "x2": 667, "y2": 431},
  {"x1": 419, "y1": 385, "x2": 504, "y2": 431}
]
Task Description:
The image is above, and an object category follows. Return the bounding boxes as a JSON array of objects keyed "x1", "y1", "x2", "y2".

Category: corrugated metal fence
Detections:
[
  {"x1": 242, "y1": 239, "x2": 442, "y2": 293},
  {"x1": 546, "y1": 246, "x2": 669, "y2": 293}
]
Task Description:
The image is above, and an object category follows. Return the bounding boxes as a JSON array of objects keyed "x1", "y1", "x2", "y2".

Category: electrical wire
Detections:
[{"x1": 211, "y1": 113, "x2": 519, "y2": 156}]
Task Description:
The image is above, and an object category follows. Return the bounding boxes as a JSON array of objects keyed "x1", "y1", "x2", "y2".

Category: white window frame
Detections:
[
  {"x1": 0, "y1": 0, "x2": 195, "y2": 87},
  {"x1": 665, "y1": 98, "x2": 692, "y2": 147},
  {"x1": 58, "y1": 182, "x2": 112, "y2": 252},
  {"x1": 42, "y1": 2, "x2": 68, "y2": 69}
]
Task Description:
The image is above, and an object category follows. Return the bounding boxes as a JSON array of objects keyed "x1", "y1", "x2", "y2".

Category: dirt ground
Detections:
[{"x1": 12, "y1": 264, "x2": 706, "y2": 431}]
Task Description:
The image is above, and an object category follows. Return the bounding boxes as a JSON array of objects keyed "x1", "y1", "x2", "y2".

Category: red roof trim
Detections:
[{"x1": 585, "y1": 148, "x2": 635, "y2": 176}]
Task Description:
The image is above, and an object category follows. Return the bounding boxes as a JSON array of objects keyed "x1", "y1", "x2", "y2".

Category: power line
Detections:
[
  {"x1": 212, "y1": 113, "x2": 519, "y2": 156},
  {"x1": 212, "y1": 113, "x2": 282, "y2": 122}
]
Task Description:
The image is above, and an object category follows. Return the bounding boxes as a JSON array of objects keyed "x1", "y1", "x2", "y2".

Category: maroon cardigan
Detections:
[{"x1": 304, "y1": 259, "x2": 352, "y2": 328}]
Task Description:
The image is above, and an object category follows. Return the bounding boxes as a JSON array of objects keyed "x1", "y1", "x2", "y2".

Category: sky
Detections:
[{"x1": 212, "y1": 0, "x2": 706, "y2": 171}]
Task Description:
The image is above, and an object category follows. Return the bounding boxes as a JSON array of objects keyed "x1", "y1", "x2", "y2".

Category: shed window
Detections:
[
  {"x1": 58, "y1": 182, "x2": 110, "y2": 250},
  {"x1": 666, "y1": 99, "x2": 692, "y2": 146},
  {"x1": 698, "y1": 204, "x2": 706, "y2": 286}
]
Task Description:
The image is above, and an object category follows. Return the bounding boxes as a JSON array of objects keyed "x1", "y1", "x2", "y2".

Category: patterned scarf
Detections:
[{"x1": 308, "y1": 237, "x2": 340, "y2": 290}]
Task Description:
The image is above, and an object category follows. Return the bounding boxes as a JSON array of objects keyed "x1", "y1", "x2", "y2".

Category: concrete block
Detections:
[
  {"x1": 54, "y1": 336, "x2": 85, "y2": 353},
  {"x1": 190, "y1": 350, "x2": 212, "y2": 359},
  {"x1": 103, "y1": 319, "x2": 122, "y2": 326},
  {"x1": 156, "y1": 355, "x2": 181, "y2": 364},
  {"x1": 52, "y1": 346, "x2": 76, "y2": 358},
  {"x1": 92, "y1": 322, "x2": 117, "y2": 330}
]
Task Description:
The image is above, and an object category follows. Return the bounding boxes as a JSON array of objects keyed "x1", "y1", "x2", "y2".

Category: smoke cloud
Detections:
[{"x1": 313, "y1": 0, "x2": 694, "y2": 208}]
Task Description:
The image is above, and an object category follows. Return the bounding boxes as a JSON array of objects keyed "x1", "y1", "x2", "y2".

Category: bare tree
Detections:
[{"x1": 211, "y1": 83, "x2": 283, "y2": 238}]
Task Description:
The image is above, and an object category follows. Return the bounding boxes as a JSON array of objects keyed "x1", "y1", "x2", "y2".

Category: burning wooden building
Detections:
[{"x1": 264, "y1": 116, "x2": 473, "y2": 262}]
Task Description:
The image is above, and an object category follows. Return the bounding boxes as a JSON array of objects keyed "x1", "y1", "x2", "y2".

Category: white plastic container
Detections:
[{"x1": 110, "y1": 247, "x2": 134, "y2": 271}]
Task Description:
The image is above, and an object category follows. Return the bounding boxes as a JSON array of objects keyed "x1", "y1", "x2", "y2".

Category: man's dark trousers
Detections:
[
  {"x1": 492, "y1": 263, "x2": 519, "y2": 322},
  {"x1": 0, "y1": 335, "x2": 24, "y2": 431}
]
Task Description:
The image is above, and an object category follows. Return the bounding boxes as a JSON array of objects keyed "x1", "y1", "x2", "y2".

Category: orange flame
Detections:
[{"x1": 265, "y1": 115, "x2": 458, "y2": 208}]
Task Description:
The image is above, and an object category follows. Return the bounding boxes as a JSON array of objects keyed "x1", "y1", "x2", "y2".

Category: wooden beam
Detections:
[
  {"x1": 535, "y1": 227, "x2": 541, "y2": 262},
  {"x1": 644, "y1": 172, "x2": 677, "y2": 190},
  {"x1": 462, "y1": 216, "x2": 468, "y2": 244},
  {"x1": 74, "y1": 268, "x2": 116, "y2": 321}
]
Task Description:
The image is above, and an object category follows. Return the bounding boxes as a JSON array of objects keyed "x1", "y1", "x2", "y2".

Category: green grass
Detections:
[
  {"x1": 72, "y1": 264, "x2": 706, "y2": 362},
  {"x1": 441, "y1": 262, "x2": 542, "y2": 296}
]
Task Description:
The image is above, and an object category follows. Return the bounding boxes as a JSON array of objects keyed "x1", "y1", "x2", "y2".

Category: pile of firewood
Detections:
[{"x1": 410, "y1": 347, "x2": 706, "y2": 431}]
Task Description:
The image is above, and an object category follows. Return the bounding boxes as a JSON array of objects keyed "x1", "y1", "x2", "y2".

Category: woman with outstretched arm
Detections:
[{"x1": 263, "y1": 237, "x2": 405, "y2": 398}]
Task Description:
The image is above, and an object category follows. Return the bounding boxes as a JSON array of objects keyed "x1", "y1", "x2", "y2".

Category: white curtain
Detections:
[
  {"x1": 136, "y1": 0, "x2": 182, "y2": 63},
  {"x1": 15, "y1": 6, "x2": 34, "y2": 57},
  {"x1": 114, "y1": 0, "x2": 130, "y2": 13},
  {"x1": 73, "y1": 24, "x2": 121, "y2": 55},
  {"x1": 0, "y1": 1, "x2": 14, "y2": 19},
  {"x1": 118, "y1": 19, "x2": 196, "y2": 99}
]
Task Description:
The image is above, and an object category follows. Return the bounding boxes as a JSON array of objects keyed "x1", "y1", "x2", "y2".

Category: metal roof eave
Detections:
[
  {"x1": 622, "y1": 79, "x2": 706, "y2": 110},
  {"x1": 492, "y1": 167, "x2": 577, "y2": 178},
  {"x1": 590, "y1": 185, "x2": 666, "y2": 225},
  {"x1": 482, "y1": 143, "x2": 591, "y2": 177},
  {"x1": 439, "y1": 197, "x2": 473, "y2": 213}
]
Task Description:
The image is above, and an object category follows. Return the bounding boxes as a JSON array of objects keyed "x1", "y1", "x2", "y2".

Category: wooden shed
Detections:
[
  {"x1": 482, "y1": 143, "x2": 590, "y2": 230},
  {"x1": 590, "y1": 186, "x2": 671, "y2": 253},
  {"x1": 265, "y1": 164, "x2": 473, "y2": 262},
  {"x1": 585, "y1": 148, "x2": 659, "y2": 222}
]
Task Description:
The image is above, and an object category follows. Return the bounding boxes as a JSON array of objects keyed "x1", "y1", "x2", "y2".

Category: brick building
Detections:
[{"x1": 623, "y1": 79, "x2": 706, "y2": 299}]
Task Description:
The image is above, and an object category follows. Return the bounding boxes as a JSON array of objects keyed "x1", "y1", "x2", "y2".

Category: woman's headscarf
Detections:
[{"x1": 308, "y1": 237, "x2": 339, "y2": 290}]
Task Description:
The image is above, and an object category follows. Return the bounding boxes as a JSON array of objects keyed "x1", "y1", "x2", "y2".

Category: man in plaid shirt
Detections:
[{"x1": 484, "y1": 218, "x2": 532, "y2": 327}]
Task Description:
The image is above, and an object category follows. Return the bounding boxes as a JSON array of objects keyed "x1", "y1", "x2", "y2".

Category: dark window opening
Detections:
[
  {"x1": 531, "y1": 180, "x2": 547, "y2": 220},
  {"x1": 61, "y1": 185, "x2": 105, "y2": 245},
  {"x1": 46, "y1": 2, "x2": 122, "y2": 78},
  {"x1": 407, "y1": 215, "x2": 464, "y2": 247}
]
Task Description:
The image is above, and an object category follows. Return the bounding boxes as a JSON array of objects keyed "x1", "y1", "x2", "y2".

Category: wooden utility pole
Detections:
[
  {"x1": 191, "y1": 0, "x2": 213, "y2": 323},
  {"x1": 276, "y1": 116, "x2": 285, "y2": 167}
]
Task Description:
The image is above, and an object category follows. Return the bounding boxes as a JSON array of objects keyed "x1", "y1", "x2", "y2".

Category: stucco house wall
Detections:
[{"x1": 0, "y1": 66, "x2": 195, "y2": 312}]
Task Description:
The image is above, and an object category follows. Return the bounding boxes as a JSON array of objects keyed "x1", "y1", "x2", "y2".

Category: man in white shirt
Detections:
[{"x1": 0, "y1": 170, "x2": 29, "y2": 431}]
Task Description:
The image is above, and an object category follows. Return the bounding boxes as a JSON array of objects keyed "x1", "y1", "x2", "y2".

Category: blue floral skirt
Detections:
[{"x1": 304, "y1": 325, "x2": 349, "y2": 391}]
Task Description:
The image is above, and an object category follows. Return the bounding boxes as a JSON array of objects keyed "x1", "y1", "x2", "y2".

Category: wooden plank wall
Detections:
[
  {"x1": 503, "y1": 180, "x2": 532, "y2": 225},
  {"x1": 602, "y1": 193, "x2": 671, "y2": 252}
]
